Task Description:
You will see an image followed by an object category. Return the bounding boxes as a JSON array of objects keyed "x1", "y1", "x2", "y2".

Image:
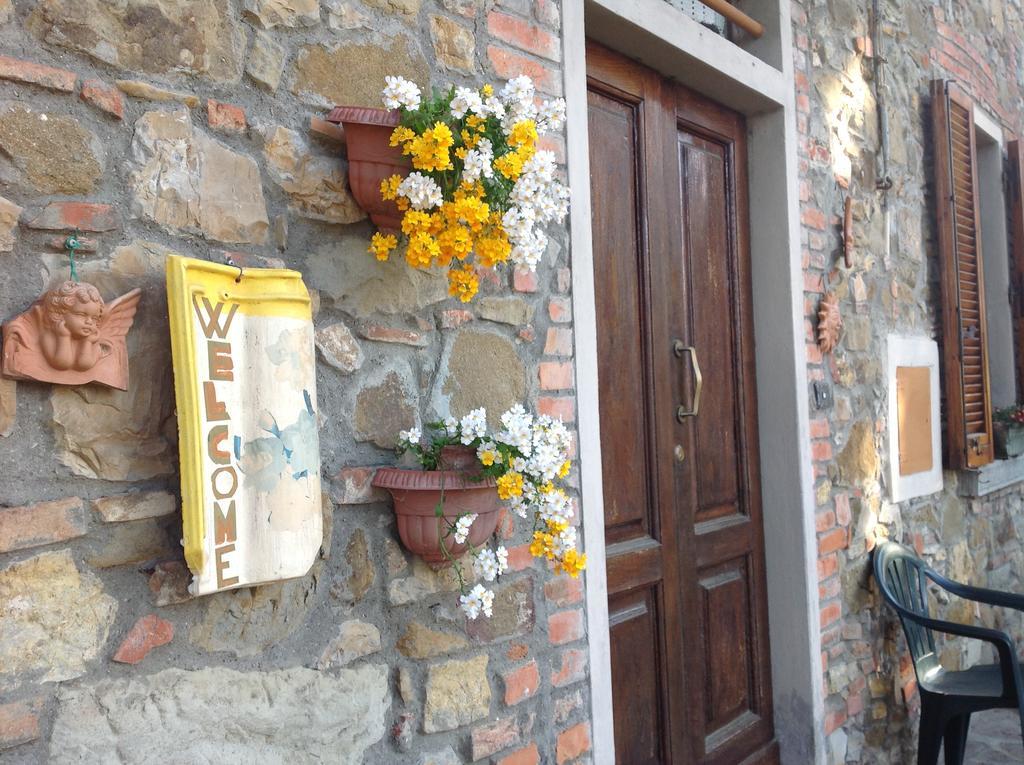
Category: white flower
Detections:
[
  {"x1": 461, "y1": 138, "x2": 494, "y2": 184},
  {"x1": 482, "y1": 96, "x2": 506, "y2": 120},
  {"x1": 500, "y1": 75, "x2": 535, "y2": 107},
  {"x1": 443, "y1": 416, "x2": 460, "y2": 437},
  {"x1": 382, "y1": 76, "x2": 421, "y2": 110},
  {"x1": 450, "y1": 86, "x2": 484, "y2": 119},
  {"x1": 459, "y1": 408, "x2": 488, "y2": 444},
  {"x1": 398, "y1": 172, "x2": 443, "y2": 211},
  {"x1": 400, "y1": 427, "x2": 421, "y2": 444},
  {"x1": 453, "y1": 513, "x2": 478, "y2": 544},
  {"x1": 460, "y1": 583, "x2": 494, "y2": 619},
  {"x1": 537, "y1": 98, "x2": 567, "y2": 132},
  {"x1": 472, "y1": 546, "x2": 508, "y2": 582}
]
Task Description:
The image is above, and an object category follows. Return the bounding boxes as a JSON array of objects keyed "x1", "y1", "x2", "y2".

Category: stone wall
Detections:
[
  {"x1": 0, "y1": 1, "x2": 591, "y2": 763},
  {"x1": 793, "y1": 0, "x2": 1024, "y2": 762}
]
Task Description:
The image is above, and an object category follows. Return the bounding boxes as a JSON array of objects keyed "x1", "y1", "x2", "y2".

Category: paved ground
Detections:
[{"x1": 961, "y1": 709, "x2": 1023, "y2": 763}]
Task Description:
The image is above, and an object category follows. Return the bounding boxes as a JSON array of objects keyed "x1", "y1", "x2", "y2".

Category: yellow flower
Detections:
[
  {"x1": 481, "y1": 84, "x2": 494, "y2": 97},
  {"x1": 466, "y1": 114, "x2": 484, "y2": 130},
  {"x1": 409, "y1": 122, "x2": 455, "y2": 172},
  {"x1": 437, "y1": 224, "x2": 474, "y2": 264},
  {"x1": 529, "y1": 531, "x2": 549, "y2": 558},
  {"x1": 545, "y1": 518, "x2": 568, "y2": 535},
  {"x1": 558, "y1": 460, "x2": 571, "y2": 478},
  {"x1": 455, "y1": 146, "x2": 468, "y2": 160},
  {"x1": 379, "y1": 174, "x2": 403, "y2": 201},
  {"x1": 406, "y1": 231, "x2": 439, "y2": 268},
  {"x1": 401, "y1": 210, "x2": 432, "y2": 236},
  {"x1": 475, "y1": 233, "x2": 511, "y2": 268},
  {"x1": 448, "y1": 264, "x2": 479, "y2": 302},
  {"x1": 480, "y1": 449, "x2": 496, "y2": 466},
  {"x1": 494, "y1": 151, "x2": 524, "y2": 180},
  {"x1": 556, "y1": 549, "x2": 587, "y2": 578},
  {"x1": 496, "y1": 471, "x2": 525, "y2": 499},
  {"x1": 389, "y1": 126, "x2": 416, "y2": 147},
  {"x1": 368, "y1": 232, "x2": 397, "y2": 261},
  {"x1": 508, "y1": 119, "x2": 538, "y2": 149}
]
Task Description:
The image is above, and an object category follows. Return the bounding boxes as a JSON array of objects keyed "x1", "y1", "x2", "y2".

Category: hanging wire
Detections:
[{"x1": 64, "y1": 229, "x2": 81, "y2": 282}]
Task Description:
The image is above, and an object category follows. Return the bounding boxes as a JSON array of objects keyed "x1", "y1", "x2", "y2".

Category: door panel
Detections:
[{"x1": 587, "y1": 41, "x2": 778, "y2": 764}]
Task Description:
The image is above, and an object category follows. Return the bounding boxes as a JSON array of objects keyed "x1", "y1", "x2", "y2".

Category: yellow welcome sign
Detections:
[{"x1": 167, "y1": 256, "x2": 322, "y2": 596}]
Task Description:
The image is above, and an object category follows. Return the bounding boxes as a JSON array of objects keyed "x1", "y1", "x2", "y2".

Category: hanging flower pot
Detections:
[
  {"x1": 326, "y1": 106, "x2": 409, "y2": 231},
  {"x1": 373, "y1": 446, "x2": 501, "y2": 570}
]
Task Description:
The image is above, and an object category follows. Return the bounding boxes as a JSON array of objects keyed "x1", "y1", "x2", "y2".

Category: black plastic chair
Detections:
[{"x1": 873, "y1": 541, "x2": 1024, "y2": 764}]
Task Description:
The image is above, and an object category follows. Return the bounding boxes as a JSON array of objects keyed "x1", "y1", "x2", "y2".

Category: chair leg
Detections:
[
  {"x1": 918, "y1": 695, "x2": 945, "y2": 765},
  {"x1": 942, "y1": 713, "x2": 970, "y2": 765}
]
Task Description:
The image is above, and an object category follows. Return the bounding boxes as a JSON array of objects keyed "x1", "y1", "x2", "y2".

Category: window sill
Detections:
[{"x1": 958, "y1": 454, "x2": 1024, "y2": 497}]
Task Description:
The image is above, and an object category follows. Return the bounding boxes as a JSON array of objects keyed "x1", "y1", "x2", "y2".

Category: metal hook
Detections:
[{"x1": 224, "y1": 256, "x2": 244, "y2": 283}]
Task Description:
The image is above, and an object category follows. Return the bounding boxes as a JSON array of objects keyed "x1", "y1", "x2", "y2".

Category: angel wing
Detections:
[{"x1": 98, "y1": 288, "x2": 143, "y2": 340}]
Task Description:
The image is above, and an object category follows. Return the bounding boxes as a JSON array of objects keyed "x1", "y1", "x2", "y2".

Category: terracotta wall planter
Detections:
[
  {"x1": 327, "y1": 106, "x2": 409, "y2": 231},
  {"x1": 373, "y1": 448, "x2": 500, "y2": 569}
]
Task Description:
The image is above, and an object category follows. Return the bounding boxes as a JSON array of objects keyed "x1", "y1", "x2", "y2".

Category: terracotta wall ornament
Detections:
[
  {"x1": 1, "y1": 281, "x2": 142, "y2": 390},
  {"x1": 817, "y1": 290, "x2": 843, "y2": 354}
]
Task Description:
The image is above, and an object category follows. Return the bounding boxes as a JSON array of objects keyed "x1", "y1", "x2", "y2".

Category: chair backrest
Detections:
[{"x1": 873, "y1": 541, "x2": 939, "y2": 672}]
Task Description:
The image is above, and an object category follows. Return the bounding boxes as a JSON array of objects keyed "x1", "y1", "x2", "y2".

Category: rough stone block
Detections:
[
  {"x1": 424, "y1": 654, "x2": 491, "y2": 732},
  {"x1": 115, "y1": 80, "x2": 199, "y2": 107},
  {"x1": 0, "y1": 698, "x2": 42, "y2": 751},
  {"x1": 0, "y1": 107, "x2": 101, "y2": 194},
  {"x1": 330, "y1": 466, "x2": 387, "y2": 504},
  {"x1": 93, "y1": 491, "x2": 176, "y2": 523},
  {"x1": 396, "y1": 621, "x2": 469, "y2": 659}
]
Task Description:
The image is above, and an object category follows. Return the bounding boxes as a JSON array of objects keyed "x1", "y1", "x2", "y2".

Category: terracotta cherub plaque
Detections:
[{"x1": 1, "y1": 280, "x2": 142, "y2": 390}]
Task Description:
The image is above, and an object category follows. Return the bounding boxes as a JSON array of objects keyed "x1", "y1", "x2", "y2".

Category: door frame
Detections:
[{"x1": 561, "y1": 0, "x2": 824, "y2": 762}]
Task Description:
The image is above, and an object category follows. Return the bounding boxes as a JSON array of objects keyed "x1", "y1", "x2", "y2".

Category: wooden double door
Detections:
[{"x1": 587, "y1": 43, "x2": 778, "y2": 764}]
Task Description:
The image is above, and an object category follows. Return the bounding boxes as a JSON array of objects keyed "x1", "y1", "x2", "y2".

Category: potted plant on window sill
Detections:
[
  {"x1": 993, "y1": 404, "x2": 1024, "y2": 459},
  {"x1": 372, "y1": 405, "x2": 585, "y2": 619}
]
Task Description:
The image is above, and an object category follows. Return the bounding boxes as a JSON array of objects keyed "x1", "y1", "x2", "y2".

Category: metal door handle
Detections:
[{"x1": 673, "y1": 341, "x2": 703, "y2": 420}]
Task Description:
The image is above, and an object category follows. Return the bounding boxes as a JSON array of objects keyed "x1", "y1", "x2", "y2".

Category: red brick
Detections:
[
  {"x1": 207, "y1": 99, "x2": 246, "y2": 133},
  {"x1": 519, "y1": 326, "x2": 536, "y2": 343},
  {"x1": 548, "y1": 296, "x2": 572, "y2": 323},
  {"x1": 818, "y1": 527, "x2": 848, "y2": 556},
  {"x1": 507, "y1": 642, "x2": 529, "y2": 661},
  {"x1": 359, "y1": 323, "x2": 428, "y2": 347},
  {"x1": 507, "y1": 543, "x2": 535, "y2": 571},
  {"x1": 555, "y1": 267, "x2": 571, "y2": 293},
  {"x1": 809, "y1": 417, "x2": 830, "y2": 439},
  {"x1": 548, "y1": 608, "x2": 584, "y2": 645},
  {"x1": 538, "y1": 395, "x2": 575, "y2": 423},
  {"x1": 26, "y1": 202, "x2": 119, "y2": 232},
  {"x1": 545, "y1": 575, "x2": 583, "y2": 606},
  {"x1": 0, "y1": 54, "x2": 76, "y2": 92},
  {"x1": 544, "y1": 327, "x2": 573, "y2": 356},
  {"x1": 0, "y1": 699, "x2": 41, "y2": 751},
  {"x1": 440, "y1": 309, "x2": 474, "y2": 328},
  {"x1": 819, "y1": 576, "x2": 840, "y2": 601},
  {"x1": 801, "y1": 206, "x2": 827, "y2": 231},
  {"x1": 818, "y1": 553, "x2": 839, "y2": 581},
  {"x1": 556, "y1": 722, "x2": 591, "y2": 764},
  {"x1": 815, "y1": 510, "x2": 836, "y2": 533},
  {"x1": 331, "y1": 466, "x2": 389, "y2": 505},
  {"x1": 514, "y1": 268, "x2": 539, "y2": 292},
  {"x1": 811, "y1": 440, "x2": 833, "y2": 462},
  {"x1": 503, "y1": 660, "x2": 540, "y2": 705},
  {"x1": 310, "y1": 116, "x2": 346, "y2": 142},
  {"x1": 539, "y1": 361, "x2": 574, "y2": 390},
  {"x1": 487, "y1": 11, "x2": 561, "y2": 61},
  {"x1": 488, "y1": 45, "x2": 562, "y2": 95},
  {"x1": 0, "y1": 497, "x2": 86, "y2": 554},
  {"x1": 472, "y1": 715, "x2": 522, "y2": 760},
  {"x1": 112, "y1": 614, "x2": 174, "y2": 664},
  {"x1": 80, "y1": 79, "x2": 124, "y2": 119},
  {"x1": 552, "y1": 647, "x2": 587, "y2": 687},
  {"x1": 820, "y1": 601, "x2": 842, "y2": 629},
  {"x1": 498, "y1": 743, "x2": 540, "y2": 765}
]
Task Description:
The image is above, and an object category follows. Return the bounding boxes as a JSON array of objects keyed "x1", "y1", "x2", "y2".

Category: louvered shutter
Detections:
[
  {"x1": 1008, "y1": 140, "x2": 1024, "y2": 399},
  {"x1": 931, "y1": 80, "x2": 994, "y2": 468}
]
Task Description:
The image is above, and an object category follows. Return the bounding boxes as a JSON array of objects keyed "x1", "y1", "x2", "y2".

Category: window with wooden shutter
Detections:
[
  {"x1": 931, "y1": 79, "x2": 994, "y2": 469},
  {"x1": 1008, "y1": 139, "x2": 1024, "y2": 399}
]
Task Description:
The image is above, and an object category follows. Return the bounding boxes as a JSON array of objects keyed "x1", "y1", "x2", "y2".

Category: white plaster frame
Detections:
[
  {"x1": 562, "y1": 0, "x2": 824, "y2": 762},
  {"x1": 886, "y1": 335, "x2": 943, "y2": 503}
]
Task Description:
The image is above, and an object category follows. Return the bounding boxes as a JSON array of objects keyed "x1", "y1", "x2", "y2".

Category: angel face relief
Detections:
[{"x1": 1, "y1": 280, "x2": 142, "y2": 390}]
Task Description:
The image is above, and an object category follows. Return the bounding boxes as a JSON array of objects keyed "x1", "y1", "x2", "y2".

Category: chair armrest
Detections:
[
  {"x1": 926, "y1": 569, "x2": 1024, "y2": 612},
  {"x1": 897, "y1": 606, "x2": 1022, "y2": 700}
]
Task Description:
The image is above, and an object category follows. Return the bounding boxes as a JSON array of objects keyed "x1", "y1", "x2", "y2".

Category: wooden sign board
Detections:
[
  {"x1": 887, "y1": 336, "x2": 942, "y2": 502},
  {"x1": 167, "y1": 256, "x2": 322, "y2": 597},
  {"x1": 896, "y1": 366, "x2": 933, "y2": 476}
]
